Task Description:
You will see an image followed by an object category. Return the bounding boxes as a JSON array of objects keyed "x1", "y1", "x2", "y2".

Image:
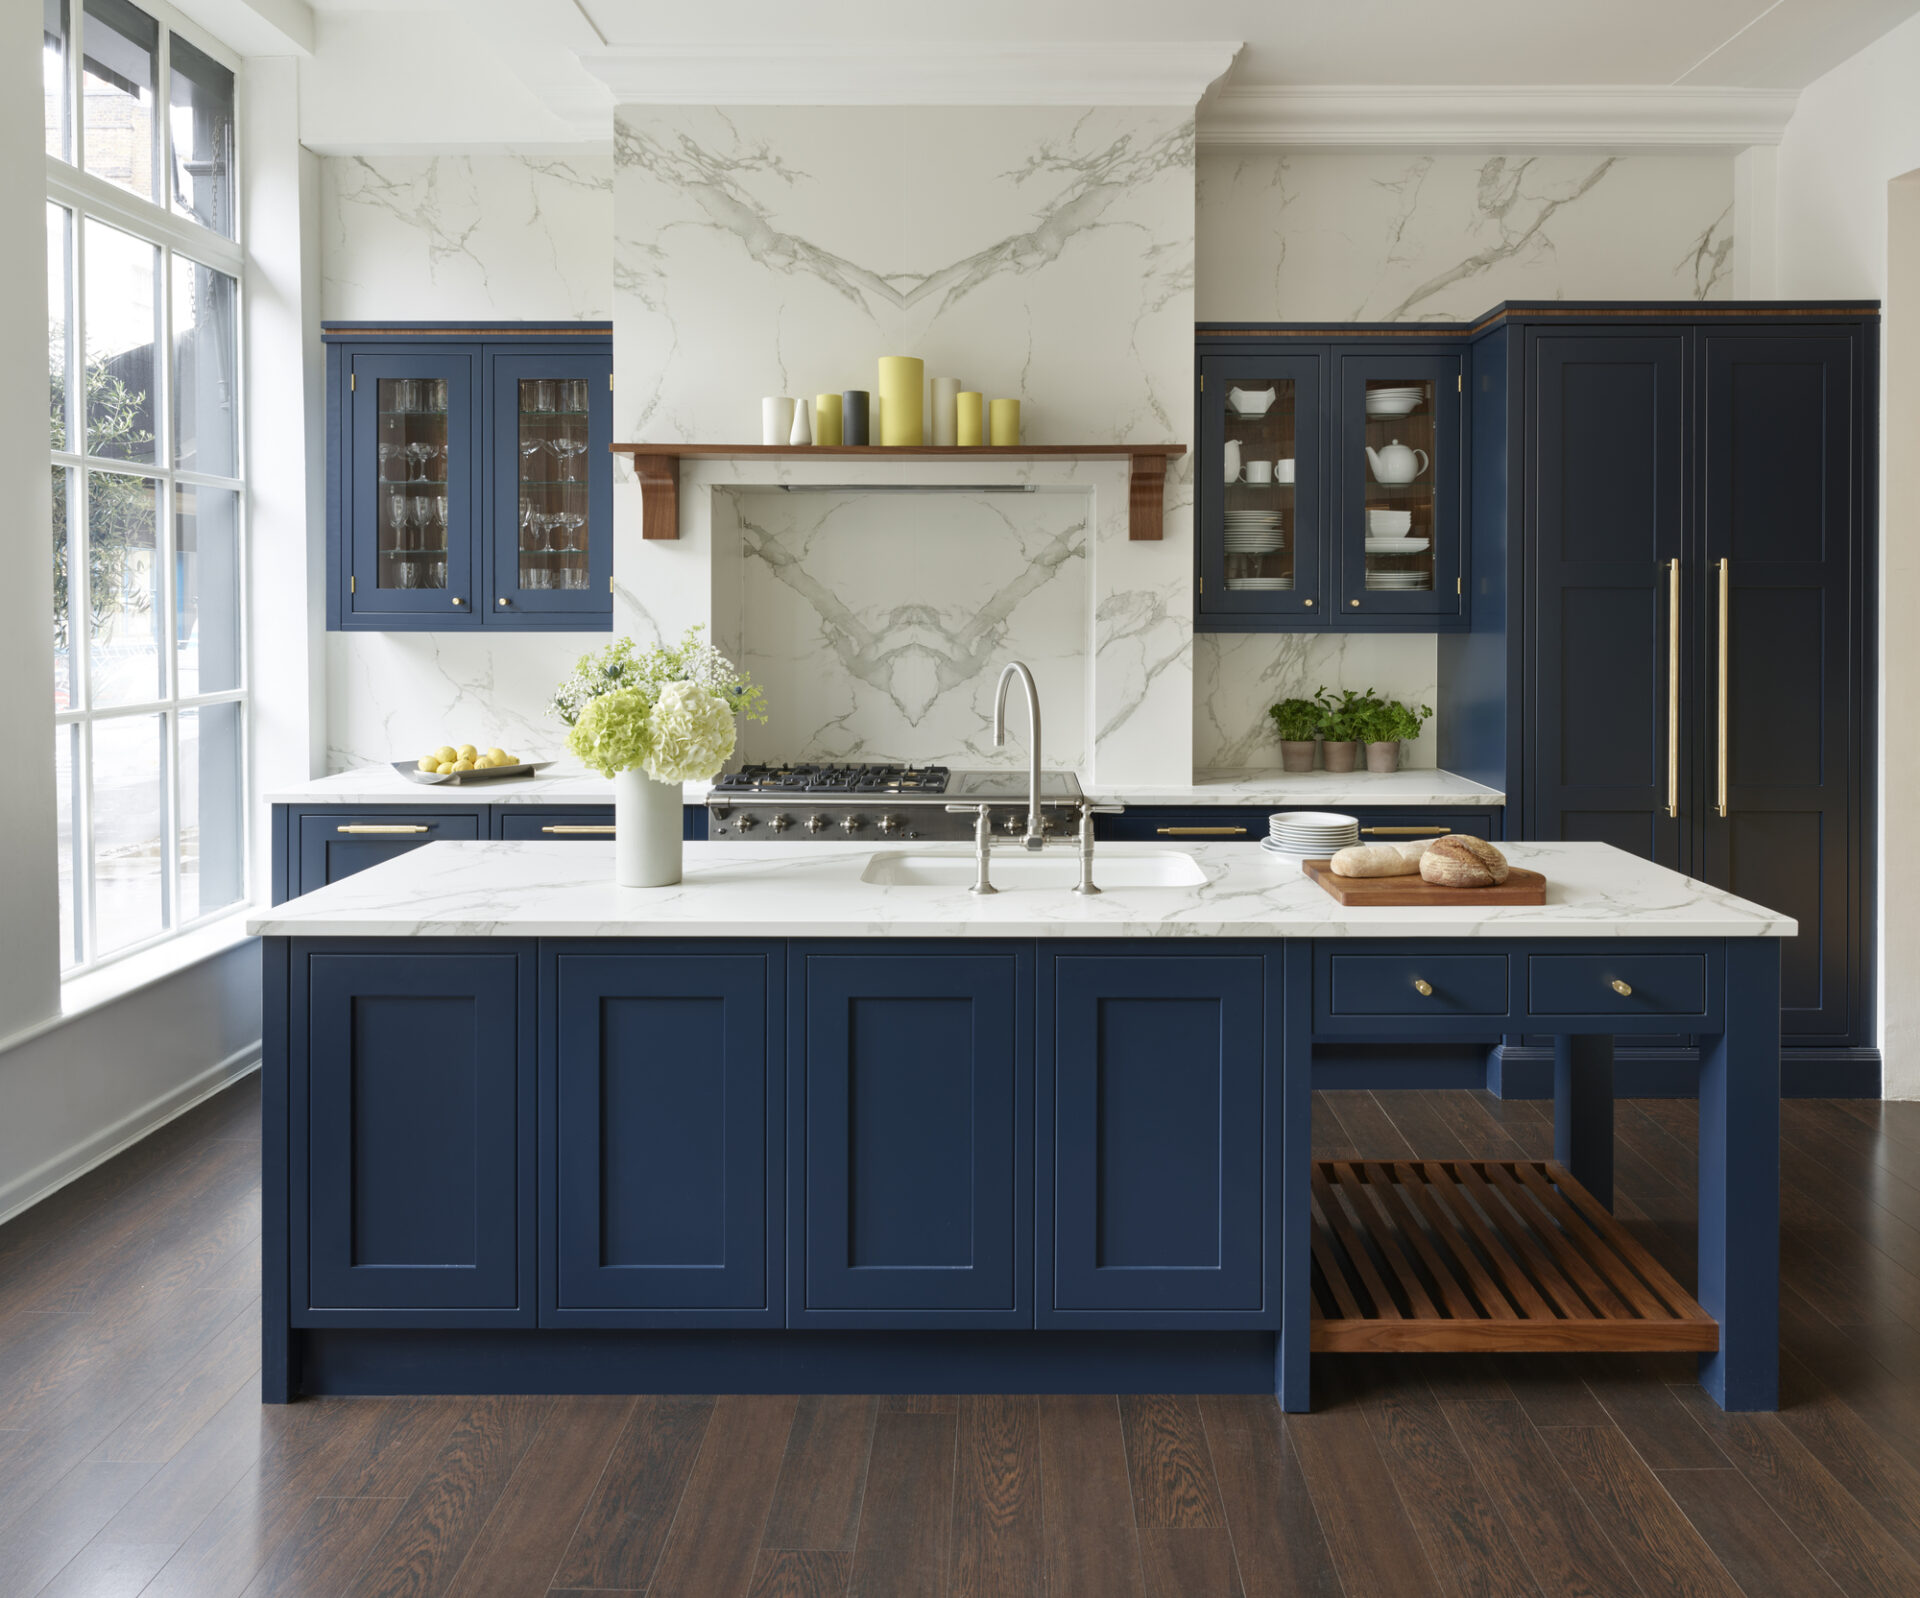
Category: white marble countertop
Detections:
[
  {"x1": 265, "y1": 765, "x2": 1502, "y2": 809},
  {"x1": 247, "y1": 839, "x2": 1791, "y2": 940}
]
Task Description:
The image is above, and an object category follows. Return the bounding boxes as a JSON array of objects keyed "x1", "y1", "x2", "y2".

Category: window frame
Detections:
[{"x1": 47, "y1": 0, "x2": 249, "y2": 978}]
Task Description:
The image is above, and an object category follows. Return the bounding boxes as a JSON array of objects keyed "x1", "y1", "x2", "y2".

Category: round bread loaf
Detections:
[{"x1": 1419, "y1": 834, "x2": 1510, "y2": 888}]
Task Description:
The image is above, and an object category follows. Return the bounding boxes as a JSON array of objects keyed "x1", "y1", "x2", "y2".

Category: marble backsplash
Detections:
[{"x1": 1194, "y1": 632, "x2": 1439, "y2": 770}]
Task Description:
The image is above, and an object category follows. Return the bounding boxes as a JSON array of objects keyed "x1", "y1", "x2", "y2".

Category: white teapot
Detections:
[
  {"x1": 1227, "y1": 385, "x2": 1275, "y2": 417},
  {"x1": 1366, "y1": 439, "x2": 1429, "y2": 484},
  {"x1": 1223, "y1": 439, "x2": 1243, "y2": 483}
]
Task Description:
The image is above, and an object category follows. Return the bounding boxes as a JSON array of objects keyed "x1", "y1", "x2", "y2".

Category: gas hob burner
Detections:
[{"x1": 712, "y1": 762, "x2": 952, "y2": 798}]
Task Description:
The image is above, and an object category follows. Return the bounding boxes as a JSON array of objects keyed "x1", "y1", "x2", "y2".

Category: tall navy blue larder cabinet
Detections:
[{"x1": 1442, "y1": 304, "x2": 1878, "y2": 1074}]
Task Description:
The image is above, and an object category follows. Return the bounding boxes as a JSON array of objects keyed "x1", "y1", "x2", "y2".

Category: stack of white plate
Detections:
[
  {"x1": 1225, "y1": 510, "x2": 1284, "y2": 555},
  {"x1": 1364, "y1": 386, "x2": 1425, "y2": 418},
  {"x1": 1230, "y1": 576, "x2": 1294, "y2": 590},
  {"x1": 1366, "y1": 571, "x2": 1433, "y2": 591},
  {"x1": 1263, "y1": 810, "x2": 1360, "y2": 857},
  {"x1": 1365, "y1": 536, "x2": 1430, "y2": 554},
  {"x1": 1366, "y1": 509, "x2": 1413, "y2": 536}
]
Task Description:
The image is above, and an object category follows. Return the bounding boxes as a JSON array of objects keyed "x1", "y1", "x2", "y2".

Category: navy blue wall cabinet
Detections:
[
  {"x1": 543, "y1": 946, "x2": 782, "y2": 1326},
  {"x1": 1439, "y1": 304, "x2": 1878, "y2": 1058},
  {"x1": 325, "y1": 322, "x2": 612, "y2": 632},
  {"x1": 1041, "y1": 949, "x2": 1277, "y2": 1326},
  {"x1": 790, "y1": 945, "x2": 1033, "y2": 1327},
  {"x1": 293, "y1": 941, "x2": 536, "y2": 1325},
  {"x1": 1196, "y1": 330, "x2": 1466, "y2": 632}
]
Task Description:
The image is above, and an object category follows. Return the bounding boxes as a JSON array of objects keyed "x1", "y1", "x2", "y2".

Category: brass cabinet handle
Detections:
[
  {"x1": 337, "y1": 824, "x2": 430, "y2": 834},
  {"x1": 1156, "y1": 826, "x2": 1249, "y2": 836},
  {"x1": 542, "y1": 825, "x2": 616, "y2": 834},
  {"x1": 1413, "y1": 978, "x2": 1434, "y2": 997},
  {"x1": 1611, "y1": 978, "x2": 1633, "y2": 997},
  {"x1": 1716, "y1": 557, "x2": 1730, "y2": 818},
  {"x1": 1666, "y1": 558, "x2": 1681, "y2": 819},
  {"x1": 1361, "y1": 826, "x2": 1451, "y2": 836}
]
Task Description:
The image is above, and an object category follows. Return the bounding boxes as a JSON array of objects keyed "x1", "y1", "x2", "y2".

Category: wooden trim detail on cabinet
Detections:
[{"x1": 610, "y1": 443, "x2": 1186, "y2": 542}]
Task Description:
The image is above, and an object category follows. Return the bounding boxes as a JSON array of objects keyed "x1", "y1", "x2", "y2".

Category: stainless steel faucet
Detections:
[{"x1": 993, "y1": 661, "x2": 1046, "y2": 850}]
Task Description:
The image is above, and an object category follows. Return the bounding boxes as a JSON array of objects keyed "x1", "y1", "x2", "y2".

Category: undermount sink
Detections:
[{"x1": 861, "y1": 847, "x2": 1208, "y2": 890}]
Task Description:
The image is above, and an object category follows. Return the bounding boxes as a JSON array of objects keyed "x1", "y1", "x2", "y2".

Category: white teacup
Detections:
[
  {"x1": 1274, "y1": 458, "x2": 1296, "y2": 483},
  {"x1": 1243, "y1": 460, "x2": 1274, "y2": 485}
]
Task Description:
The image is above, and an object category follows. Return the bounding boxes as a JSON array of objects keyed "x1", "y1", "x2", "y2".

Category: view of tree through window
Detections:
[{"x1": 47, "y1": 0, "x2": 246, "y2": 973}]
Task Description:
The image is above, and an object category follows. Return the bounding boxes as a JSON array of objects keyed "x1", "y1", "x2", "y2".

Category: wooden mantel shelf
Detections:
[{"x1": 611, "y1": 443, "x2": 1186, "y2": 542}]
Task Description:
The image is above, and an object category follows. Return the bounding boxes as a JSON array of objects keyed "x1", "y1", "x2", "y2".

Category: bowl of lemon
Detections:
[{"x1": 392, "y1": 744, "x2": 548, "y2": 784}]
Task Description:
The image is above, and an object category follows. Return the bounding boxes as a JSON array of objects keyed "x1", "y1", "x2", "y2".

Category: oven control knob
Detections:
[
  {"x1": 804, "y1": 813, "x2": 830, "y2": 833},
  {"x1": 839, "y1": 813, "x2": 866, "y2": 833},
  {"x1": 877, "y1": 813, "x2": 905, "y2": 836},
  {"x1": 768, "y1": 813, "x2": 793, "y2": 832},
  {"x1": 733, "y1": 812, "x2": 759, "y2": 831}
]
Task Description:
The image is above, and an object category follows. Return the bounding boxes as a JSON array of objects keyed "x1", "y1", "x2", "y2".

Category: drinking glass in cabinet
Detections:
[
  {"x1": 376, "y1": 376, "x2": 454, "y2": 590},
  {"x1": 517, "y1": 377, "x2": 592, "y2": 594},
  {"x1": 1361, "y1": 378, "x2": 1435, "y2": 595},
  {"x1": 1222, "y1": 376, "x2": 1298, "y2": 594}
]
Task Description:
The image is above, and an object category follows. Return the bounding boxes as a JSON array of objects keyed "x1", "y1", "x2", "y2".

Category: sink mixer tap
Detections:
[{"x1": 992, "y1": 661, "x2": 1047, "y2": 851}]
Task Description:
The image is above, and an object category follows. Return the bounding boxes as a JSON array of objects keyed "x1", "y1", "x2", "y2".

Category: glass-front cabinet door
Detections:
[
  {"x1": 1336, "y1": 353, "x2": 1463, "y2": 623},
  {"x1": 1197, "y1": 355, "x2": 1324, "y2": 621},
  {"x1": 346, "y1": 352, "x2": 479, "y2": 625},
  {"x1": 488, "y1": 351, "x2": 612, "y2": 624}
]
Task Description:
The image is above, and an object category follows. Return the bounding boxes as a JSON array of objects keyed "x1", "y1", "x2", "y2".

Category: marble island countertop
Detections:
[
  {"x1": 264, "y1": 765, "x2": 1504, "y2": 809},
  {"x1": 247, "y1": 839, "x2": 1790, "y2": 940}
]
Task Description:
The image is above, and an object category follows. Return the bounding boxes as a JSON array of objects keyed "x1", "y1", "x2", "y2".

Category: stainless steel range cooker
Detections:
[{"x1": 705, "y1": 762, "x2": 1086, "y2": 842}]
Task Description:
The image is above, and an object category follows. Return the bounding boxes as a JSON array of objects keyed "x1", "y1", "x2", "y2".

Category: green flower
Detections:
[{"x1": 566, "y1": 688, "x2": 658, "y2": 778}]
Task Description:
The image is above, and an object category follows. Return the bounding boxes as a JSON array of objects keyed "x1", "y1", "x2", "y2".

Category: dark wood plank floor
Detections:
[{"x1": 6, "y1": 1076, "x2": 1920, "y2": 1596}]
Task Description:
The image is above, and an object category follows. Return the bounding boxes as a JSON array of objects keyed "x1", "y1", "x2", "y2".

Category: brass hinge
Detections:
[
  {"x1": 349, "y1": 574, "x2": 355, "y2": 593},
  {"x1": 1199, "y1": 374, "x2": 1204, "y2": 391},
  {"x1": 609, "y1": 574, "x2": 614, "y2": 593},
  {"x1": 1457, "y1": 577, "x2": 1462, "y2": 595},
  {"x1": 350, "y1": 372, "x2": 356, "y2": 391},
  {"x1": 608, "y1": 371, "x2": 614, "y2": 391},
  {"x1": 1457, "y1": 374, "x2": 1462, "y2": 392}
]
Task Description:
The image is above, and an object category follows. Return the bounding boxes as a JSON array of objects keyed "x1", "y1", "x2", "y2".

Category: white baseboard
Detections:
[{"x1": 0, "y1": 1045, "x2": 262, "y2": 1228}]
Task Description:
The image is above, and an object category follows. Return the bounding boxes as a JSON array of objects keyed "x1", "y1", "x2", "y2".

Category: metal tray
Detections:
[{"x1": 392, "y1": 759, "x2": 555, "y2": 787}]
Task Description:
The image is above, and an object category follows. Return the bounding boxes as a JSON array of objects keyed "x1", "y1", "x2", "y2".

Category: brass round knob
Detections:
[
  {"x1": 1351, "y1": 599, "x2": 1360, "y2": 608},
  {"x1": 1413, "y1": 978, "x2": 1433, "y2": 997},
  {"x1": 451, "y1": 596, "x2": 462, "y2": 605},
  {"x1": 1610, "y1": 978, "x2": 1633, "y2": 997},
  {"x1": 1303, "y1": 599, "x2": 1314, "y2": 607}
]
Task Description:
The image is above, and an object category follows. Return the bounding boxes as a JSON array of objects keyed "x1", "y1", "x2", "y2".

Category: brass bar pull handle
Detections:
[
  {"x1": 1716, "y1": 557, "x2": 1730, "y2": 818},
  {"x1": 1413, "y1": 979, "x2": 1434, "y2": 997},
  {"x1": 1156, "y1": 826, "x2": 1249, "y2": 836},
  {"x1": 337, "y1": 824, "x2": 430, "y2": 834},
  {"x1": 1360, "y1": 826, "x2": 1451, "y2": 836},
  {"x1": 542, "y1": 825, "x2": 616, "y2": 834},
  {"x1": 1666, "y1": 558, "x2": 1681, "y2": 819},
  {"x1": 1611, "y1": 979, "x2": 1633, "y2": 997}
]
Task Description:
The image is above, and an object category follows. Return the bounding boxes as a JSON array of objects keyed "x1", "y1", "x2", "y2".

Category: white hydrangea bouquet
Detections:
[{"x1": 550, "y1": 628, "x2": 765, "y2": 885}]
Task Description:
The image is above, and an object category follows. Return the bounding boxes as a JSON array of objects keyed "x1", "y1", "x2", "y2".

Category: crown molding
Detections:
[
  {"x1": 582, "y1": 41, "x2": 1242, "y2": 107},
  {"x1": 1197, "y1": 84, "x2": 1800, "y2": 149}
]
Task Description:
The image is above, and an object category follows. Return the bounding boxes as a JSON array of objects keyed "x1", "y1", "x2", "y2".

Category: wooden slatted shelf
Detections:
[{"x1": 1310, "y1": 1160, "x2": 1717, "y2": 1354}]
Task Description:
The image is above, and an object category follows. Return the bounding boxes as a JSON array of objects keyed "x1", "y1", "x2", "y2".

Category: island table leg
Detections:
[
  {"x1": 1277, "y1": 942, "x2": 1313, "y2": 1412},
  {"x1": 1554, "y1": 1033, "x2": 1615, "y2": 1210},
  {"x1": 1697, "y1": 937, "x2": 1781, "y2": 1410}
]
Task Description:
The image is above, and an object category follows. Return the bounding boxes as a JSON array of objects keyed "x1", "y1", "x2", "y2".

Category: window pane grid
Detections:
[{"x1": 51, "y1": 0, "x2": 246, "y2": 979}]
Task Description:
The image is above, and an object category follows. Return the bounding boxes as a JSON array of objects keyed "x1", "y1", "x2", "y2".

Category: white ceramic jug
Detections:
[
  {"x1": 1223, "y1": 439, "x2": 1243, "y2": 483},
  {"x1": 1366, "y1": 439, "x2": 1429, "y2": 484}
]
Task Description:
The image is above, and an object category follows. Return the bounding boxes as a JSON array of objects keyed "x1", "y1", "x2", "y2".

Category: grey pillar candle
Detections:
[{"x1": 841, "y1": 390, "x2": 871, "y2": 446}]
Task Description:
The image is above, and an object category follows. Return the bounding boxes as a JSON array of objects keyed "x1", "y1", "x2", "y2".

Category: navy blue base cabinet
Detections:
[{"x1": 264, "y1": 931, "x2": 1784, "y2": 1415}]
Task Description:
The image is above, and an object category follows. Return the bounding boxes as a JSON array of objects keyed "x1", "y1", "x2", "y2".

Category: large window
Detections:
[{"x1": 46, "y1": 0, "x2": 245, "y2": 974}]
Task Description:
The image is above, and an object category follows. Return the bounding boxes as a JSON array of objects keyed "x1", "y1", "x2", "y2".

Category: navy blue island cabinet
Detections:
[{"x1": 324, "y1": 322, "x2": 612, "y2": 632}]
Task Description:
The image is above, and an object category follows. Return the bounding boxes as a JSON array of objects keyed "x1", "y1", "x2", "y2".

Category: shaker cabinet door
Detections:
[
  {"x1": 1525, "y1": 331, "x2": 1690, "y2": 870},
  {"x1": 545, "y1": 949, "x2": 779, "y2": 1324},
  {"x1": 792, "y1": 949, "x2": 1032, "y2": 1326},
  {"x1": 1698, "y1": 331, "x2": 1862, "y2": 1043}
]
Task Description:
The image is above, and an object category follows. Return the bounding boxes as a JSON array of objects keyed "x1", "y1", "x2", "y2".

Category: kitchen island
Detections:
[{"x1": 250, "y1": 839, "x2": 1789, "y2": 1411}]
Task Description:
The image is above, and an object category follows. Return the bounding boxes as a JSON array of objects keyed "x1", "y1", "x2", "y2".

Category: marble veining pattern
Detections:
[
  {"x1": 1194, "y1": 632, "x2": 1440, "y2": 770},
  {"x1": 249, "y1": 838, "x2": 1796, "y2": 941},
  {"x1": 1197, "y1": 148, "x2": 1737, "y2": 322}
]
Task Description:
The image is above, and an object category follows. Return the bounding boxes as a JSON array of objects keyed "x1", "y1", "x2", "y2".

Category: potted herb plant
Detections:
[
  {"x1": 551, "y1": 628, "x2": 765, "y2": 886},
  {"x1": 1354, "y1": 696, "x2": 1434, "y2": 773},
  {"x1": 1316, "y1": 687, "x2": 1374, "y2": 774},
  {"x1": 1266, "y1": 693, "x2": 1326, "y2": 773}
]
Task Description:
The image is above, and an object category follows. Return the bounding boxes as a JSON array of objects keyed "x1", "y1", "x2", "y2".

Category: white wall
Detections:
[
  {"x1": 1191, "y1": 146, "x2": 1738, "y2": 770},
  {"x1": 1773, "y1": 8, "x2": 1920, "y2": 1094}
]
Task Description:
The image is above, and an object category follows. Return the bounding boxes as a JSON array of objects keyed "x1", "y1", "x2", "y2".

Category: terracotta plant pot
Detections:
[
  {"x1": 1366, "y1": 740, "x2": 1402, "y2": 774},
  {"x1": 1321, "y1": 740, "x2": 1359, "y2": 773},
  {"x1": 1279, "y1": 740, "x2": 1315, "y2": 773}
]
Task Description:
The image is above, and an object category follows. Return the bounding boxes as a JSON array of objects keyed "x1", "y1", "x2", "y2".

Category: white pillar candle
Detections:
[
  {"x1": 761, "y1": 396, "x2": 796, "y2": 446},
  {"x1": 931, "y1": 377, "x2": 961, "y2": 446}
]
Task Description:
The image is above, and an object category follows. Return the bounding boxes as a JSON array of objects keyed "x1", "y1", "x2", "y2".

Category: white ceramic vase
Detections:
[{"x1": 612, "y1": 767, "x2": 682, "y2": 887}]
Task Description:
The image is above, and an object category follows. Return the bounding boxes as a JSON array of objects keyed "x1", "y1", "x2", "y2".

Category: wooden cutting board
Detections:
[{"x1": 1303, "y1": 859, "x2": 1547, "y2": 906}]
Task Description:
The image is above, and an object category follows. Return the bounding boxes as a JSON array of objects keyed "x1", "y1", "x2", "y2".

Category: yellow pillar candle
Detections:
[
  {"x1": 956, "y1": 391, "x2": 984, "y2": 446},
  {"x1": 989, "y1": 397, "x2": 1021, "y2": 447},
  {"x1": 877, "y1": 356, "x2": 924, "y2": 446},
  {"x1": 813, "y1": 393, "x2": 843, "y2": 447}
]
